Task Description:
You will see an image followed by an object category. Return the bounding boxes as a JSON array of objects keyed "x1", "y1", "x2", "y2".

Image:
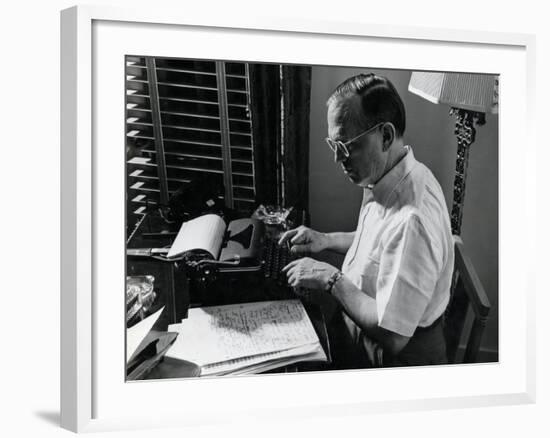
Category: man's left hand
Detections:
[{"x1": 281, "y1": 257, "x2": 338, "y2": 290}]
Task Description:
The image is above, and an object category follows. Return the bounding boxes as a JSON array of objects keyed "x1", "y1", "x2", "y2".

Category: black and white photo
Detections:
[{"x1": 124, "y1": 57, "x2": 499, "y2": 379}]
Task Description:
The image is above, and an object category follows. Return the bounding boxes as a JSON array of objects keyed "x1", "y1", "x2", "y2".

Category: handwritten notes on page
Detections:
[{"x1": 165, "y1": 300, "x2": 326, "y2": 375}]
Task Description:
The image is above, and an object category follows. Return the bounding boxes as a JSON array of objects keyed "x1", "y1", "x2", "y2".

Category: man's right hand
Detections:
[{"x1": 278, "y1": 226, "x2": 328, "y2": 255}]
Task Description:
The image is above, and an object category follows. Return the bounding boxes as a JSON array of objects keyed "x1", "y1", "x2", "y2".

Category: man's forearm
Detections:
[
  {"x1": 331, "y1": 275, "x2": 379, "y2": 332},
  {"x1": 322, "y1": 232, "x2": 355, "y2": 254},
  {"x1": 331, "y1": 275, "x2": 410, "y2": 355}
]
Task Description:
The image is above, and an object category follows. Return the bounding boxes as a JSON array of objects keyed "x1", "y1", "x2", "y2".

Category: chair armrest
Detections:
[{"x1": 453, "y1": 236, "x2": 491, "y2": 317}]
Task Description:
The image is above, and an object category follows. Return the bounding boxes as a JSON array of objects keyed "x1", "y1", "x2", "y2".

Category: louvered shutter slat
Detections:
[
  {"x1": 125, "y1": 57, "x2": 161, "y2": 227},
  {"x1": 126, "y1": 56, "x2": 258, "y2": 234}
]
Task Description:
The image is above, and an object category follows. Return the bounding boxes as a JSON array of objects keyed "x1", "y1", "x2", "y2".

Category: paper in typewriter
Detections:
[
  {"x1": 166, "y1": 300, "x2": 324, "y2": 368},
  {"x1": 167, "y1": 214, "x2": 226, "y2": 259}
]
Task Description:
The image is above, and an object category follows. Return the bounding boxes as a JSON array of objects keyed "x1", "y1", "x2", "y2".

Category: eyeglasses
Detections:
[{"x1": 325, "y1": 122, "x2": 384, "y2": 158}]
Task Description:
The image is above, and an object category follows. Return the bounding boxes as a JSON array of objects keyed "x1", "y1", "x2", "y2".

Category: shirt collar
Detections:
[{"x1": 370, "y1": 145, "x2": 416, "y2": 205}]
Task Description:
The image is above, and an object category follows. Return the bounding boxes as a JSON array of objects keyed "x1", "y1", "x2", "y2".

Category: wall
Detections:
[{"x1": 309, "y1": 66, "x2": 499, "y2": 352}]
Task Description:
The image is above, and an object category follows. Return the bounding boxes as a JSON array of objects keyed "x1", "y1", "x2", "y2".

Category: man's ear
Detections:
[{"x1": 381, "y1": 123, "x2": 395, "y2": 152}]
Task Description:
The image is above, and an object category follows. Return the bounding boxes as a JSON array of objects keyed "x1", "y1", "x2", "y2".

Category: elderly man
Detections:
[{"x1": 280, "y1": 73, "x2": 454, "y2": 367}]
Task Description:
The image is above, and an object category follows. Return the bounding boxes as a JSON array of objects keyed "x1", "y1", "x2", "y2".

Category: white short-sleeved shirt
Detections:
[{"x1": 342, "y1": 146, "x2": 454, "y2": 337}]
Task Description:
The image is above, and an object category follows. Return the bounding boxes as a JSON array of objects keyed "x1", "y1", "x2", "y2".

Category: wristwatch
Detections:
[{"x1": 326, "y1": 270, "x2": 343, "y2": 294}]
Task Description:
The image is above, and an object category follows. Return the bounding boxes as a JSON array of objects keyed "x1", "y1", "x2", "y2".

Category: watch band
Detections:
[{"x1": 326, "y1": 270, "x2": 343, "y2": 294}]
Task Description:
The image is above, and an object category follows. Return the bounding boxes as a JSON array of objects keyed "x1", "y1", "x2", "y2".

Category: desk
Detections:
[{"x1": 126, "y1": 212, "x2": 333, "y2": 379}]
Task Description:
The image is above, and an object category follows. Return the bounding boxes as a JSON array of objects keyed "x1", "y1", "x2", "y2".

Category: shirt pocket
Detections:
[{"x1": 359, "y1": 258, "x2": 379, "y2": 299}]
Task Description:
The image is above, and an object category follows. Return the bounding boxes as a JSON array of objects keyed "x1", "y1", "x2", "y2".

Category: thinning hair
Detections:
[{"x1": 327, "y1": 73, "x2": 406, "y2": 137}]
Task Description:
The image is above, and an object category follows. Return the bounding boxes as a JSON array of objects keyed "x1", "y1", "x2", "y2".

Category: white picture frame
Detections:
[{"x1": 60, "y1": 4, "x2": 536, "y2": 433}]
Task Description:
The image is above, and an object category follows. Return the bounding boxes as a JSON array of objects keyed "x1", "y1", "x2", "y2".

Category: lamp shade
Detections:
[{"x1": 408, "y1": 72, "x2": 498, "y2": 114}]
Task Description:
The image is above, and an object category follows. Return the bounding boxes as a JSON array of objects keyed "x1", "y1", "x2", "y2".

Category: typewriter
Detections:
[{"x1": 164, "y1": 214, "x2": 296, "y2": 306}]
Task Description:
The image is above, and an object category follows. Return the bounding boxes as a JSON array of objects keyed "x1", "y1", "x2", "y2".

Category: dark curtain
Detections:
[
  {"x1": 248, "y1": 64, "x2": 280, "y2": 206},
  {"x1": 281, "y1": 65, "x2": 311, "y2": 211},
  {"x1": 249, "y1": 63, "x2": 311, "y2": 211}
]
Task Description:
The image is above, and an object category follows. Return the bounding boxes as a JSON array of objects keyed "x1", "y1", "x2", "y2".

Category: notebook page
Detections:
[
  {"x1": 167, "y1": 214, "x2": 226, "y2": 259},
  {"x1": 231, "y1": 347, "x2": 327, "y2": 376},
  {"x1": 166, "y1": 300, "x2": 320, "y2": 366},
  {"x1": 200, "y1": 342, "x2": 325, "y2": 376}
]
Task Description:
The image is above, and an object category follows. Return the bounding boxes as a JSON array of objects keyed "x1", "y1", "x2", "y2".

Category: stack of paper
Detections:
[{"x1": 165, "y1": 300, "x2": 327, "y2": 376}]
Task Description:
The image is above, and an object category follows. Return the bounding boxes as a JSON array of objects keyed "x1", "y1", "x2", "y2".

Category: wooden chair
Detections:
[{"x1": 444, "y1": 236, "x2": 492, "y2": 364}]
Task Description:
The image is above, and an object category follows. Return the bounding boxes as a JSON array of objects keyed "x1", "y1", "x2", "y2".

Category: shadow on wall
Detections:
[{"x1": 308, "y1": 66, "x2": 498, "y2": 353}]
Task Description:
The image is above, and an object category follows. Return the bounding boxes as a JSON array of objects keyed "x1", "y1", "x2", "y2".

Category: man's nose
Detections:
[{"x1": 334, "y1": 146, "x2": 346, "y2": 163}]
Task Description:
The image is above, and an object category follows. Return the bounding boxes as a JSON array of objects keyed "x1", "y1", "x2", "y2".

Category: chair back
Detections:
[{"x1": 444, "y1": 236, "x2": 492, "y2": 363}]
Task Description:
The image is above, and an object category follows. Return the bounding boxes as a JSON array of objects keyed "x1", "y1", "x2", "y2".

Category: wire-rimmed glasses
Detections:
[{"x1": 325, "y1": 122, "x2": 384, "y2": 158}]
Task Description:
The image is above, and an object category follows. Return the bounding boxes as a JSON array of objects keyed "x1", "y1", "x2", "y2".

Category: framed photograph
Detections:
[{"x1": 61, "y1": 5, "x2": 536, "y2": 432}]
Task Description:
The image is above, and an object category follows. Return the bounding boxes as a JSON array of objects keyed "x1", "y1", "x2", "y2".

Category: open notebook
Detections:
[{"x1": 165, "y1": 300, "x2": 327, "y2": 376}]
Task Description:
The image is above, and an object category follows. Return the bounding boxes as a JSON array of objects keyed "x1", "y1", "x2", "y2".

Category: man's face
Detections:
[{"x1": 327, "y1": 97, "x2": 387, "y2": 187}]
